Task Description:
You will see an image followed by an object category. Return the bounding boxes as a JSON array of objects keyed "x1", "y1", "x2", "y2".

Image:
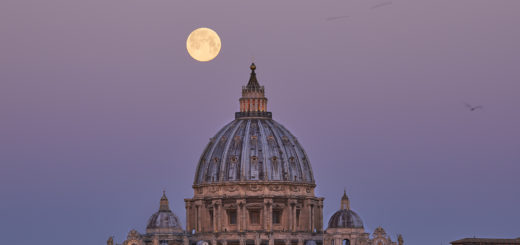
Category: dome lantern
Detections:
[
  {"x1": 341, "y1": 189, "x2": 350, "y2": 210},
  {"x1": 236, "y1": 63, "x2": 271, "y2": 119},
  {"x1": 159, "y1": 190, "x2": 170, "y2": 212}
]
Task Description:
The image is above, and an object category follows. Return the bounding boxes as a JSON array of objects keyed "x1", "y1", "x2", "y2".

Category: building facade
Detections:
[{"x1": 108, "y1": 64, "x2": 403, "y2": 245}]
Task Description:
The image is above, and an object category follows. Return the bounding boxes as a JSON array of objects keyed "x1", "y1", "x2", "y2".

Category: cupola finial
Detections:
[
  {"x1": 236, "y1": 63, "x2": 271, "y2": 119},
  {"x1": 341, "y1": 189, "x2": 350, "y2": 210},
  {"x1": 159, "y1": 191, "x2": 170, "y2": 212}
]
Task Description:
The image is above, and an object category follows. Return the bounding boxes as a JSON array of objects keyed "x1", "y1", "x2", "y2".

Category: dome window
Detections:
[
  {"x1": 230, "y1": 156, "x2": 238, "y2": 163},
  {"x1": 282, "y1": 136, "x2": 289, "y2": 143}
]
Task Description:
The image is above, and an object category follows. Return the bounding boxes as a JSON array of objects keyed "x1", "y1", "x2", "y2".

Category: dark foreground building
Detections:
[
  {"x1": 451, "y1": 238, "x2": 520, "y2": 245},
  {"x1": 108, "y1": 64, "x2": 403, "y2": 245}
]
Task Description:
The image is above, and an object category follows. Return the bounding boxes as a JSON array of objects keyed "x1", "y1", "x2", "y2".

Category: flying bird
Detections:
[
  {"x1": 371, "y1": 1, "x2": 393, "y2": 10},
  {"x1": 325, "y1": 15, "x2": 349, "y2": 21},
  {"x1": 464, "y1": 103, "x2": 483, "y2": 111}
]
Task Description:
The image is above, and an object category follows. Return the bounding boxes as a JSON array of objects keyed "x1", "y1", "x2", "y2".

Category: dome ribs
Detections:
[
  {"x1": 275, "y1": 121, "x2": 314, "y2": 183},
  {"x1": 256, "y1": 120, "x2": 270, "y2": 181},
  {"x1": 219, "y1": 120, "x2": 243, "y2": 182},
  {"x1": 193, "y1": 119, "x2": 315, "y2": 184},
  {"x1": 247, "y1": 120, "x2": 263, "y2": 180},
  {"x1": 198, "y1": 120, "x2": 237, "y2": 184},
  {"x1": 239, "y1": 120, "x2": 252, "y2": 181},
  {"x1": 264, "y1": 120, "x2": 291, "y2": 181}
]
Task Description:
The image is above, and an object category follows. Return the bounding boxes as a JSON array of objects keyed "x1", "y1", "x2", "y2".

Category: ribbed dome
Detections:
[
  {"x1": 146, "y1": 192, "x2": 183, "y2": 233},
  {"x1": 147, "y1": 211, "x2": 182, "y2": 230},
  {"x1": 194, "y1": 118, "x2": 314, "y2": 185},
  {"x1": 328, "y1": 209, "x2": 364, "y2": 229}
]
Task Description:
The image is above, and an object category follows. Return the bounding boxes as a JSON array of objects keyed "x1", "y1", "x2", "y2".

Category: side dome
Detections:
[
  {"x1": 146, "y1": 192, "x2": 183, "y2": 234},
  {"x1": 193, "y1": 63, "x2": 314, "y2": 185},
  {"x1": 328, "y1": 209, "x2": 364, "y2": 229},
  {"x1": 327, "y1": 191, "x2": 364, "y2": 229}
]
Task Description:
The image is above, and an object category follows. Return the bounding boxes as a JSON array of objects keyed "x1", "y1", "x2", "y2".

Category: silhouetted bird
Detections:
[
  {"x1": 465, "y1": 103, "x2": 483, "y2": 111},
  {"x1": 371, "y1": 2, "x2": 392, "y2": 10},
  {"x1": 325, "y1": 15, "x2": 349, "y2": 21}
]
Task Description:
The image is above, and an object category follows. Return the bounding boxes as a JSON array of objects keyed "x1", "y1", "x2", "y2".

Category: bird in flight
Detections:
[
  {"x1": 464, "y1": 103, "x2": 483, "y2": 111},
  {"x1": 371, "y1": 1, "x2": 393, "y2": 10},
  {"x1": 325, "y1": 15, "x2": 349, "y2": 21}
]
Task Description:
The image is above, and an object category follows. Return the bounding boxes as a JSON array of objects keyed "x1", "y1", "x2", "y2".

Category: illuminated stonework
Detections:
[{"x1": 110, "y1": 64, "x2": 402, "y2": 245}]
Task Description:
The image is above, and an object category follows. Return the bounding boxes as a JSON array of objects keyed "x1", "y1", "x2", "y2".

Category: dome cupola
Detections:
[
  {"x1": 328, "y1": 191, "x2": 364, "y2": 229},
  {"x1": 193, "y1": 63, "x2": 314, "y2": 185},
  {"x1": 146, "y1": 191, "x2": 183, "y2": 234},
  {"x1": 236, "y1": 63, "x2": 271, "y2": 119}
]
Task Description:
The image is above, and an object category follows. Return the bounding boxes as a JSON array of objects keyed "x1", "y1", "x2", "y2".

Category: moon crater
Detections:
[{"x1": 186, "y1": 27, "x2": 221, "y2": 62}]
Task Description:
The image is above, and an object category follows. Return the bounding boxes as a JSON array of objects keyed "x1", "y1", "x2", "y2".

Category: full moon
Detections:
[{"x1": 186, "y1": 27, "x2": 221, "y2": 62}]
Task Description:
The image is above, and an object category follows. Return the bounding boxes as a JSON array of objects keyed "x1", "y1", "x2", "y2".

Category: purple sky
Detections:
[{"x1": 1, "y1": 0, "x2": 519, "y2": 244}]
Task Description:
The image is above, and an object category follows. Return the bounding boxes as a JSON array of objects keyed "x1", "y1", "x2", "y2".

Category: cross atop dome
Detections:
[
  {"x1": 236, "y1": 63, "x2": 272, "y2": 119},
  {"x1": 246, "y1": 63, "x2": 260, "y2": 89},
  {"x1": 341, "y1": 190, "x2": 351, "y2": 210},
  {"x1": 159, "y1": 191, "x2": 170, "y2": 212}
]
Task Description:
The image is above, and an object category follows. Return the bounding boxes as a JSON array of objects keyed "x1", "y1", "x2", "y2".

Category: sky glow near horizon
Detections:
[{"x1": 0, "y1": 0, "x2": 519, "y2": 245}]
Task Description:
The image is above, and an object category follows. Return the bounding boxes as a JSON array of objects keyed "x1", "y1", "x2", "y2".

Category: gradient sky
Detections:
[{"x1": 1, "y1": 0, "x2": 519, "y2": 245}]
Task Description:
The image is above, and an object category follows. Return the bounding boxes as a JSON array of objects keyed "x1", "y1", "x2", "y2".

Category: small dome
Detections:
[
  {"x1": 328, "y1": 209, "x2": 364, "y2": 229},
  {"x1": 328, "y1": 191, "x2": 364, "y2": 229},
  {"x1": 146, "y1": 192, "x2": 183, "y2": 233},
  {"x1": 147, "y1": 211, "x2": 182, "y2": 230}
]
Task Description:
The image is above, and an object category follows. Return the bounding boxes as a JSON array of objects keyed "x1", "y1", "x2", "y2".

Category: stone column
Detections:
[
  {"x1": 213, "y1": 207, "x2": 218, "y2": 233},
  {"x1": 305, "y1": 199, "x2": 311, "y2": 232},
  {"x1": 237, "y1": 202, "x2": 242, "y2": 232},
  {"x1": 264, "y1": 198, "x2": 272, "y2": 231},
  {"x1": 289, "y1": 199, "x2": 296, "y2": 231},
  {"x1": 310, "y1": 203, "x2": 314, "y2": 232},
  {"x1": 196, "y1": 204, "x2": 201, "y2": 232},
  {"x1": 268, "y1": 201, "x2": 273, "y2": 231},
  {"x1": 318, "y1": 201, "x2": 324, "y2": 232},
  {"x1": 217, "y1": 200, "x2": 222, "y2": 232},
  {"x1": 201, "y1": 204, "x2": 207, "y2": 232},
  {"x1": 237, "y1": 199, "x2": 245, "y2": 232},
  {"x1": 263, "y1": 201, "x2": 268, "y2": 230},
  {"x1": 242, "y1": 203, "x2": 247, "y2": 231},
  {"x1": 185, "y1": 202, "x2": 191, "y2": 232},
  {"x1": 287, "y1": 202, "x2": 293, "y2": 232}
]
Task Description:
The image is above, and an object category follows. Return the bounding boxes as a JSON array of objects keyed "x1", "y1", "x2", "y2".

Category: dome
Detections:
[
  {"x1": 194, "y1": 119, "x2": 314, "y2": 184},
  {"x1": 327, "y1": 191, "x2": 364, "y2": 229},
  {"x1": 146, "y1": 192, "x2": 183, "y2": 233},
  {"x1": 327, "y1": 209, "x2": 364, "y2": 229},
  {"x1": 193, "y1": 63, "x2": 314, "y2": 185}
]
